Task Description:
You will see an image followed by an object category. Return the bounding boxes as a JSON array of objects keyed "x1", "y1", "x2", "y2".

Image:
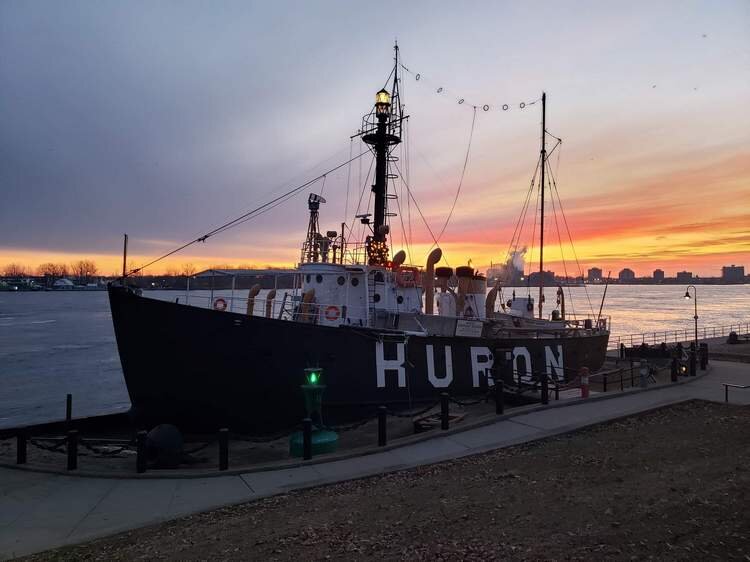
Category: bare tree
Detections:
[
  {"x1": 164, "y1": 267, "x2": 181, "y2": 277},
  {"x1": 2, "y1": 263, "x2": 27, "y2": 278},
  {"x1": 181, "y1": 263, "x2": 196, "y2": 277},
  {"x1": 71, "y1": 260, "x2": 99, "y2": 284}
]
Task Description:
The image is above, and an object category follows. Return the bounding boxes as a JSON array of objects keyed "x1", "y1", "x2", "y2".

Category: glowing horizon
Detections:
[{"x1": 1, "y1": 2, "x2": 748, "y2": 279}]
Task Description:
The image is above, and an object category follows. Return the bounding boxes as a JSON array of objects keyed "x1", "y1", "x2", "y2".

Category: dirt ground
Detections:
[{"x1": 21, "y1": 400, "x2": 750, "y2": 561}]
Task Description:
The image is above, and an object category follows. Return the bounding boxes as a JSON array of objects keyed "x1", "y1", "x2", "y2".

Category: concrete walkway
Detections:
[{"x1": 1, "y1": 360, "x2": 748, "y2": 560}]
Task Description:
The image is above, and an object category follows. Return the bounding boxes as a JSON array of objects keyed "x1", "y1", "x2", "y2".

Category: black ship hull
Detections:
[{"x1": 109, "y1": 286, "x2": 609, "y2": 432}]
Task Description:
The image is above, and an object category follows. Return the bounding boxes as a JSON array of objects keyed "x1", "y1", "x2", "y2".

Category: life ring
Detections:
[
  {"x1": 324, "y1": 305, "x2": 340, "y2": 321},
  {"x1": 213, "y1": 298, "x2": 227, "y2": 311}
]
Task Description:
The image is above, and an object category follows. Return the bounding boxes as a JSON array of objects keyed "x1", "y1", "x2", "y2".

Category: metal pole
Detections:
[
  {"x1": 440, "y1": 392, "x2": 450, "y2": 430},
  {"x1": 67, "y1": 430, "x2": 78, "y2": 471},
  {"x1": 303, "y1": 418, "x2": 312, "y2": 460},
  {"x1": 541, "y1": 371, "x2": 549, "y2": 405},
  {"x1": 495, "y1": 380, "x2": 504, "y2": 415},
  {"x1": 136, "y1": 430, "x2": 147, "y2": 473},
  {"x1": 218, "y1": 428, "x2": 229, "y2": 471},
  {"x1": 121, "y1": 233, "x2": 128, "y2": 285},
  {"x1": 538, "y1": 92, "x2": 546, "y2": 319},
  {"x1": 377, "y1": 406, "x2": 387, "y2": 447},
  {"x1": 17, "y1": 433, "x2": 27, "y2": 465},
  {"x1": 65, "y1": 394, "x2": 72, "y2": 428}
]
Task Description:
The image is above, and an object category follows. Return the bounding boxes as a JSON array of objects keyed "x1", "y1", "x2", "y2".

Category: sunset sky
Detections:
[{"x1": 1, "y1": 1, "x2": 748, "y2": 277}]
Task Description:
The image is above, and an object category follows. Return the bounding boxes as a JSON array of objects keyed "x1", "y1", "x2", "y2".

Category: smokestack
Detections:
[
  {"x1": 246, "y1": 284, "x2": 262, "y2": 315},
  {"x1": 265, "y1": 289, "x2": 277, "y2": 318}
]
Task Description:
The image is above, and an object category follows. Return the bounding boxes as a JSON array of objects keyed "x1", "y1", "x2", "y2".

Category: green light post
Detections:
[{"x1": 289, "y1": 367, "x2": 339, "y2": 457}]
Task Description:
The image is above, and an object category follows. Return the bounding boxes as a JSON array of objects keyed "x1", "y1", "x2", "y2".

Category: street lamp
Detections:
[{"x1": 684, "y1": 285, "x2": 698, "y2": 350}]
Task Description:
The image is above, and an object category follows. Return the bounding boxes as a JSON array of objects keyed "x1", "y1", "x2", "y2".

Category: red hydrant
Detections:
[{"x1": 580, "y1": 367, "x2": 590, "y2": 398}]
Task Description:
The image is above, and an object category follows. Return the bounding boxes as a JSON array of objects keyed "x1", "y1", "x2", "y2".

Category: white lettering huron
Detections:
[
  {"x1": 426, "y1": 344, "x2": 453, "y2": 387},
  {"x1": 375, "y1": 341, "x2": 406, "y2": 388}
]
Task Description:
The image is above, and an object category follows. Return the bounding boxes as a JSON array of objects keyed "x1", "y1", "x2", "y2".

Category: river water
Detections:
[{"x1": 1, "y1": 285, "x2": 748, "y2": 429}]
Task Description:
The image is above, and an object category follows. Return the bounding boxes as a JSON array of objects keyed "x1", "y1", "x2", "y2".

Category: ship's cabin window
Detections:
[
  {"x1": 373, "y1": 293, "x2": 381, "y2": 303},
  {"x1": 374, "y1": 271, "x2": 384, "y2": 283},
  {"x1": 306, "y1": 274, "x2": 311, "y2": 283},
  {"x1": 337, "y1": 276, "x2": 345, "y2": 286},
  {"x1": 397, "y1": 295, "x2": 404, "y2": 304},
  {"x1": 351, "y1": 277, "x2": 360, "y2": 287},
  {"x1": 315, "y1": 274, "x2": 323, "y2": 283}
]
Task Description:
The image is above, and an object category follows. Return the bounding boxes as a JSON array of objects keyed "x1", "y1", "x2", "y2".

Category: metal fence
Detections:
[{"x1": 607, "y1": 322, "x2": 750, "y2": 350}]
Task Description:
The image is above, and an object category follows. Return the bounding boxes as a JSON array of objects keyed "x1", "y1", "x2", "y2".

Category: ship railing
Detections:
[
  {"x1": 607, "y1": 322, "x2": 750, "y2": 351},
  {"x1": 170, "y1": 292, "x2": 371, "y2": 324}
]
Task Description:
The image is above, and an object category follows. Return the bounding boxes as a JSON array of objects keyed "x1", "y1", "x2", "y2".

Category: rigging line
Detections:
[
  {"x1": 344, "y1": 138, "x2": 353, "y2": 227},
  {"x1": 428, "y1": 105, "x2": 478, "y2": 252},
  {"x1": 128, "y1": 150, "x2": 368, "y2": 276},
  {"x1": 527, "y1": 159, "x2": 541, "y2": 296},
  {"x1": 392, "y1": 160, "x2": 447, "y2": 266},
  {"x1": 390, "y1": 160, "x2": 413, "y2": 264},
  {"x1": 547, "y1": 165, "x2": 576, "y2": 319},
  {"x1": 502, "y1": 155, "x2": 540, "y2": 274},
  {"x1": 547, "y1": 162, "x2": 595, "y2": 318},
  {"x1": 318, "y1": 174, "x2": 327, "y2": 196},
  {"x1": 348, "y1": 155, "x2": 376, "y2": 243}
]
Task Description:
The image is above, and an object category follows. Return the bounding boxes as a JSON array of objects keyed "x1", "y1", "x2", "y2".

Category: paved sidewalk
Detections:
[{"x1": 1, "y1": 360, "x2": 748, "y2": 560}]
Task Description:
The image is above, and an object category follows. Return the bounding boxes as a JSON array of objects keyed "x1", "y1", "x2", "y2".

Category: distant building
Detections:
[
  {"x1": 722, "y1": 265, "x2": 745, "y2": 283},
  {"x1": 676, "y1": 271, "x2": 693, "y2": 283},
  {"x1": 587, "y1": 267, "x2": 603, "y2": 283},
  {"x1": 618, "y1": 268, "x2": 635, "y2": 282},
  {"x1": 528, "y1": 270, "x2": 556, "y2": 286},
  {"x1": 653, "y1": 269, "x2": 665, "y2": 283}
]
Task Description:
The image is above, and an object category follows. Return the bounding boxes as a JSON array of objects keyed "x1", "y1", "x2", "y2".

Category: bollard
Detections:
[
  {"x1": 580, "y1": 367, "x2": 590, "y2": 399},
  {"x1": 440, "y1": 392, "x2": 449, "y2": 430},
  {"x1": 555, "y1": 380, "x2": 560, "y2": 401},
  {"x1": 540, "y1": 372, "x2": 549, "y2": 405},
  {"x1": 602, "y1": 373, "x2": 608, "y2": 393},
  {"x1": 303, "y1": 418, "x2": 312, "y2": 460},
  {"x1": 699, "y1": 343, "x2": 708, "y2": 370},
  {"x1": 689, "y1": 351, "x2": 696, "y2": 377},
  {"x1": 671, "y1": 358, "x2": 678, "y2": 382},
  {"x1": 619, "y1": 343, "x2": 625, "y2": 359},
  {"x1": 218, "y1": 428, "x2": 229, "y2": 471},
  {"x1": 639, "y1": 361, "x2": 648, "y2": 388},
  {"x1": 66, "y1": 430, "x2": 78, "y2": 471},
  {"x1": 629, "y1": 359, "x2": 634, "y2": 387},
  {"x1": 620, "y1": 371, "x2": 624, "y2": 392},
  {"x1": 495, "y1": 380, "x2": 504, "y2": 415},
  {"x1": 377, "y1": 406, "x2": 387, "y2": 447},
  {"x1": 136, "y1": 430, "x2": 147, "y2": 474},
  {"x1": 17, "y1": 432, "x2": 27, "y2": 465},
  {"x1": 65, "y1": 394, "x2": 72, "y2": 428}
]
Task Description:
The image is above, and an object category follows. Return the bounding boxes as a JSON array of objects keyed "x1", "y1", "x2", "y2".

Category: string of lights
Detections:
[{"x1": 399, "y1": 63, "x2": 540, "y2": 113}]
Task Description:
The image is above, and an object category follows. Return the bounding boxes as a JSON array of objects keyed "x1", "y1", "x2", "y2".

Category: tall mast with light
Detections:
[
  {"x1": 538, "y1": 92, "x2": 547, "y2": 319},
  {"x1": 361, "y1": 44, "x2": 403, "y2": 266}
]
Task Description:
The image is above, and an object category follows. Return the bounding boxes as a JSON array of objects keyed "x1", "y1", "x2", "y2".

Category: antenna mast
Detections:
[{"x1": 538, "y1": 92, "x2": 546, "y2": 319}]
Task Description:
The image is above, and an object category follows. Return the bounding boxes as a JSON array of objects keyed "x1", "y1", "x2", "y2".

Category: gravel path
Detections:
[{"x1": 20, "y1": 400, "x2": 750, "y2": 561}]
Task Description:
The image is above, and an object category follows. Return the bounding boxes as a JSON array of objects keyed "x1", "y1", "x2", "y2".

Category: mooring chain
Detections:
[
  {"x1": 448, "y1": 394, "x2": 490, "y2": 407},
  {"x1": 29, "y1": 438, "x2": 67, "y2": 454},
  {"x1": 387, "y1": 400, "x2": 441, "y2": 419}
]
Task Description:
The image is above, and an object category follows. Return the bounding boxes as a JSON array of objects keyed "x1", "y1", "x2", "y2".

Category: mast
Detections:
[
  {"x1": 538, "y1": 92, "x2": 546, "y2": 319},
  {"x1": 361, "y1": 44, "x2": 402, "y2": 266}
]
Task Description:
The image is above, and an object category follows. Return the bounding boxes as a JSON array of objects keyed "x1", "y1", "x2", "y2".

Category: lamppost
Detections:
[{"x1": 684, "y1": 285, "x2": 698, "y2": 350}]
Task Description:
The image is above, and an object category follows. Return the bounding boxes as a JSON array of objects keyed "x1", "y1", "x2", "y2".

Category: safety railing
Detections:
[{"x1": 607, "y1": 323, "x2": 750, "y2": 350}]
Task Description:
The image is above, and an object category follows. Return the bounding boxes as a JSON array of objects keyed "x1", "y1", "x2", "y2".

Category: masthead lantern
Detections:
[{"x1": 375, "y1": 88, "x2": 391, "y2": 116}]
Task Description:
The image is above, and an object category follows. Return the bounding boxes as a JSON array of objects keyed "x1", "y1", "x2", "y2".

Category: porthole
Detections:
[
  {"x1": 351, "y1": 277, "x2": 359, "y2": 287},
  {"x1": 337, "y1": 276, "x2": 345, "y2": 286},
  {"x1": 374, "y1": 271, "x2": 384, "y2": 282},
  {"x1": 315, "y1": 274, "x2": 323, "y2": 283},
  {"x1": 397, "y1": 295, "x2": 404, "y2": 304},
  {"x1": 373, "y1": 293, "x2": 381, "y2": 303},
  {"x1": 305, "y1": 274, "x2": 311, "y2": 283}
]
